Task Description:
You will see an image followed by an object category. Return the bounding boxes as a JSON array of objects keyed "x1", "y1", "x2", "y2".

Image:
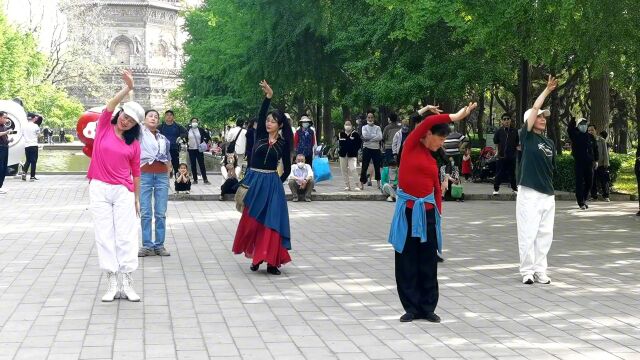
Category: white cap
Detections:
[
  {"x1": 121, "y1": 101, "x2": 145, "y2": 125},
  {"x1": 523, "y1": 108, "x2": 550, "y2": 121},
  {"x1": 576, "y1": 117, "x2": 588, "y2": 125},
  {"x1": 300, "y1": 115, "x2": 312, "y2": 123}
]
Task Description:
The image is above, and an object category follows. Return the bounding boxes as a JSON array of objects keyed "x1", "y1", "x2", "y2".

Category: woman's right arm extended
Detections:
[
  {"x1": 107, "y1": 70, "x2": 134, "y2": 112},
  {"x1": 256, "y1": 80, "x2": 273, "y2": 140},
  {"x1": 526, "y1": 75, "x2": 557, "y2": 132}
]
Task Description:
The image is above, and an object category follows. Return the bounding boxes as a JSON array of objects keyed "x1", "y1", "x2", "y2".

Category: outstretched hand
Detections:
[
  {"x1": 122, "y1": 69, "x2": 134, "y2": 90},
  {"x1": 426, "y1": 105, "x2": 443, "y2": 114},
  {"x1": 546, "y1": 75, "x2": 558, "y2": 92},
  {"x1": 450, "y1": 102, "x2": 478, "y2": 122},
  {"x1": 260, "y1": 80, "x2": 273, "y2": 99}
]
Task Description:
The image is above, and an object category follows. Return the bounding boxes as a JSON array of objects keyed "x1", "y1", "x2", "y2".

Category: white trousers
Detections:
[
  {"x1": 90, "y1": 180, "x2": 139, "y2": 273},
  {"x1": 516, "y1": 185, "x2": 555, "y2": 276},
  {"x1": 339, "y1": 157, "x2": 358, "y2": 189}
]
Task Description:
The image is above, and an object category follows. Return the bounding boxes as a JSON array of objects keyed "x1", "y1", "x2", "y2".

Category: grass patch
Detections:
[{"x1": 612, "y1": 153, "x2": 638, "y2": 194}]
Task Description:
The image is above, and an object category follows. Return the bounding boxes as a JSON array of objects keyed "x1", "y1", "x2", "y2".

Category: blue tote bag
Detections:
[{"x1": 312, "y1": 157, "x2": 333, "y2": 183}]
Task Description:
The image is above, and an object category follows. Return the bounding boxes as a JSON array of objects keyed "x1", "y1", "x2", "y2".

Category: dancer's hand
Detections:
[
  {"x1": 450, "y1": 102, "x2": 478, "y2": 122},
  {"x1": 546, "y1": 75, "x2": 558, "y2": 92},
  {"x1": 425, "y1": 105, "x2": 443, "y2": 114},
  {"x1": 122, "y1": 69, "x2": 134, "y2": 90},
  {"x1": 260, "y1": 80, "x2": 273, "y2": 99}
]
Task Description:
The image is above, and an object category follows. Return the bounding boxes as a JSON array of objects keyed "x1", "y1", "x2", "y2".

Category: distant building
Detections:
[{"x1": 62, "y1": 0, "x2": 184, "y2": 110}]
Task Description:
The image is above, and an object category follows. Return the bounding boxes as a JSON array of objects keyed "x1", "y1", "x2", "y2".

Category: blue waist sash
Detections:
[{"x1": 388, "y1": 188, "x2": 442, "y2": 255}]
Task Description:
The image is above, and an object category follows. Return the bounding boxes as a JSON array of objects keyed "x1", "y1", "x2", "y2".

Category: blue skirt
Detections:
[{"x1": 241, "y1": 169, "x2": 291, "y2": 250}]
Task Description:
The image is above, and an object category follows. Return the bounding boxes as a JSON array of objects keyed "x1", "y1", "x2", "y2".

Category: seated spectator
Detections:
[
  {"x1": 221, "y1": 153, "x2": 241, "y2": 181},
  {"x1": 440, "y1": 157, "x2": 464, "y2": 202},
  {"x1": 219, "y1": 164, "x2": 240, "y2": 200},
  {"x1": 288, "y1": 154, "x2": 314, "y2": 202},
  {"x1": 381, "y1": 158, "x2": 399, "y2": 202},
  {"x1": 174, "y1": 163, "x2": 191, "y2": 194}
]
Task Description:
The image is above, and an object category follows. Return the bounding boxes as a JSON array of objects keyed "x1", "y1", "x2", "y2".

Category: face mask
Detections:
[
  {"x1": 367, "y1": 121, "x2": 374, "y2": 126},
  {"x1": 297, "y1": 162, "x2": 305, "y2": 169},
  {"x1": 191, "y1": 123, "x2": 198, "y2": 128},
  {"x1": 450, "y1": 159, "x2": 455, "y2": 165},
  {"x1": 578, "y1": 124, "x2": 588, "y2": 133},
  {"x1": 344, "y1": 125, "x2": 352, "y2": 131},
  {"x1": 302, "y1": 123, "x2": 310, "y2": 129},
  {"x1": 401, "y1": 126, "x2": 409, "y2": 132}
]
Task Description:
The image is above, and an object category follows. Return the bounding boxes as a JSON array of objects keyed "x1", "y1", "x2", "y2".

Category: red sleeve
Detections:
[
  {"x1": 98, "y1": 109, "x2": 114, "y2": 131},
  {"x1": 294, "y1": 131, "x2": 299, "y2": 148},
  {"x1": 131, "y1": 141, "x2": 141, "y2": 178},
  {"x1": 404, "y1": 114, "x2": 451, "y2": 152}
]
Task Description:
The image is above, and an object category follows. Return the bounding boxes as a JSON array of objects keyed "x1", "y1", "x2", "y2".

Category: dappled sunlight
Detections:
[{"x1": 467, "y1": 263, "x2": 518, "y2": 271}]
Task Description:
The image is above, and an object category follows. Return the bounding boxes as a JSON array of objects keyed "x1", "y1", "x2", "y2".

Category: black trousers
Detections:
[
  {"x1": 360, "y1": 147, "x2": 381, "y2": 184},
  {"x1": 23, "y1": 146, "x2": 38, "y2": 178},
  {"x1": 494, "y1": 157, "x2": 517, "y2": 192},
  {"x1": 0, "y1": 146, "x2": 8, "y2": 188},
  {"x1": 574, "y1": 161, "x2": 593, "y2": 206},
  {"x1": 395, "y1": 207, "x2": 439, "y2": 316},
  {"x1": 590, "y1": 166, "x2": 610, "y2": 199},
  {"x1": 188, "y1": 149, "x2": 208, "y2": 182},
  {"x1": 169, "y1": 147, "x2": 181, "y2": 176},
  {"x1": 635, "y1": 161, "x2": 640, "y2": 208}
]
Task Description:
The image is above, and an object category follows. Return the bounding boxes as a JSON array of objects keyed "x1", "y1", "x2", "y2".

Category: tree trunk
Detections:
[
  {"x1": 636, "y1": 87, "x2": 640, "y2": 143},
  {"x1": 341, "y1": 104, "x2": 351, "y2": 122},
  {"x1": 315, "y1": 103, "x2": 322, "y2": 143},
  {"x1": 295, "y1": 94, "x2": 305, "y2": 118},
  {"x1": 321, "y1": 86, "x2": 333, "y2": 143},
  {"x1": 588, "y1": 70, "x2": 610, "y2": 133},
  {"x1": 516, "y1": 59, "x2": 530, "y2": 128},
  {"x1": 488, "y1": 90, "x2": 494, "y2": 129},
  {"x1": 548, "y1": 89, "x2": 562, "y2": 154},
  {"x1": 476, "y1": 91, "x2": 485, "y2": 145}
]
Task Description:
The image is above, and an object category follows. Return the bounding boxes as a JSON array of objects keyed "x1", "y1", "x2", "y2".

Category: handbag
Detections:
[
  {"x1": 234, "y1": 183, "x2": 250, "y2": 212},
  {"x1": 451, "y1": 184, "x2": 464, "y2": 199},
  {"x1": 226, "y1": 128, "x2": 243, "y2": 154},
  {"x1": 198, "y1": 142, "x2": 208, "y2": 152},
  {"x1": 312, "y1": 157, "x2": 333, "y2": 183}
]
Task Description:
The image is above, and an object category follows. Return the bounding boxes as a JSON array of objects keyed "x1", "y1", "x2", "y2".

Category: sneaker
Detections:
[
  {"x1": 304, "y1": 197, "x2": 312, "y2": 202},
  {"x1": 423, "y1": 312, "x2": 441, "y2": 323},
  {"x1": 30, "y1": 177, "x2": 39, "y2": 181},
  {"x1": 584, "y1": 203, "x2": 589, "y2": 209},
  {"x1": 386, "y1": 196, "x2": 394, "y2": 202},
  {"x1": 138, "y1": 247, "x2": 155, "y2": 257},
  {"x1": 590, "y1": 197, "x2": 598, "y2": 202},
  {"x1": 604, "y1": 198, "x2": 610, "y2": 202},
  {"x1": 155, "y1": 247, "x2": 171, "y2": 256},
  {"x1": 367, "y1": 180, "x2": 372, "y2": 186},
  {"x1": 492, "y1": 190, "x2": 499, "y2": 195},
  {"x1": 636, "y1": 210, "x2": 640, "y2": 216},
  {"x1": 185, "y1": 191, "x2": 190, "y2": 194},
  {"x1": 292, "y1": 196, "x2": 299, "y2": 202},
  {"x1": 512, "y1": 190, "x2": 518, "y2": 195},
  {"x1": 534, "y1": 273, "x2": 551, "y2": 284},
  {"x1": 354, "y1": 186, "x2": 362, "y2": 191},
  {"x1": 344, "y1": 187, "x2": 351, "y2": 191},
  {"x1": 193, "y1": 179, "x2": 198, "y2": 184},
  {"x1": 579, "y1": 205, "x2": 587, "y2": 210},
  {"x1": 203, "y1": 180, "x2": 211, "y2": 185},
  {"x1": 119, "y1": 272, "x2": 140, "y2": 302},
  {"x1": 21, "y1": 173, "x2": 26, "y2": 181},
  {"x1": 522, "y1": 274, "x2": 534, "y2": 284},
  {"x1": 218, "y1": 195, "x2": 224, "y2": 201},
  {"x1": 101, "y1": 271, "x2": 119, "y2": 302},
  {"x1": 399, "y1": 313, "x2": 414, "y2": 322}
]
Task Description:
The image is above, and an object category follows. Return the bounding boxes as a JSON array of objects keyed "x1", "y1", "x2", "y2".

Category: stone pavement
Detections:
[{"x1": 1, "y1": 176, "x2": 640, "y2": 360}]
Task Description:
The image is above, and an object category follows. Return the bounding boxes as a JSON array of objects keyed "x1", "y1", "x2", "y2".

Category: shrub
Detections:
[
  {"x1": 65, "y1": 134, "x2": 75, "y2": 143},
  {"x1": 553, "y1": 152, "x2": 623, "y2": 192}
]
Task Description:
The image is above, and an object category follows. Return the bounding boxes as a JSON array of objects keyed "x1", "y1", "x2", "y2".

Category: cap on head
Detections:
[
  {"x1": 121, "y1": 101, "x2": 145, "y2": 125},
  {"x1": 300, "y1": 115, "x2": 311, "y2": 123},
  {"x1": 523, "y1": 108, "x2": 551, "y2": 120},
  {"x1": 577, "y1": 117, "x2": 588, "y2": 125}
]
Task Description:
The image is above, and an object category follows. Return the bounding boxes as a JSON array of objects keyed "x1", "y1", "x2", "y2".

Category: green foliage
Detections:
[{"x1": 553, "y1": 152, "x2": 623, "y2": 192}]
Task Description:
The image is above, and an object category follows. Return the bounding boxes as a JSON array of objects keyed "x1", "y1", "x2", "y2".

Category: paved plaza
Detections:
[{"x1": 0, "y1": 176, "x2": 639, "y2": 360}]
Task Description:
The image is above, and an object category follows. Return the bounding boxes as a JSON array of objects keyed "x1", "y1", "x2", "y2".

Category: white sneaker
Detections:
[
  {"x1": 522, "y1": 274, "x2": 534, "y2": 284},
  {"x1": 0, "y1": 189, "x2": 6, "y2": 195},
  {"x1": 353, "y1": 187, "x2": 362, "y2": 191},
  {"x1": 101, "y1": 272, "x2": 119, "y2": 302},
  {"x1": 119, "y1": 272, "x2": 140, "y2": 302},
  {"x1": 534, "y1": 273, "x2": 551, "y2": 284},
  {"x1": 344, "y1": 187, "x2": 351, "y2": 191},
  {"x1": 386, "y1": 196, "x2": 395, "y2": 202},
  {"x1": 492, "y1": 191, "x2": 499, "y2": 195}
]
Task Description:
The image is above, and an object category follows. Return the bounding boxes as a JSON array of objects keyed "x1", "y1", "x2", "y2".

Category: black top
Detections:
[
  {"x1": 337, "y1": 130, "x2": 362, "y2": 157},
  {"x1": 245, "y1": 127, "x2": 256, "y2": 159},
  {"x1": 493, "y1": 127, "x2": 519, "y2": 159},
  {"x1": 518, "y1": 125, "x2": 556, "y2": 195},
  {"x1": 0, "y1": 124, "x2": 9, "y2": 147},
  {"x1": 250, "y1": 98, "x2": 291, "y2": 182},
  {"x1": 567, "y1": 119, "x2": 598, "y2": 163},
  {"x1": 159, "y1": 122, "x2": 187, "y2": 148}
]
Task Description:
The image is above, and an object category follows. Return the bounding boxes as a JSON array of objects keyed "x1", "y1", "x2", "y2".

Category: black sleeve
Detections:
[
  {"x1": 354, "y1": 132, "x2": 362, "y2": 148},
  {"x1": 493, "y1": 129, "x2": 500, "y2": 144},
  {"x1": 280, "y1": 146, "x2": 291, "y2": 183},
  {"x1": 592, "y1": 136, "x2": 599, "y2": 162},
  {"x1": 256, "y1": 97, "x2": 270, "y2": 141},
  {"x1": 567, "y1": 118, "x2": 577, "y2": 141},
  {"x1": 200, "y1": 128, "x2": 211, "y2": 143}
]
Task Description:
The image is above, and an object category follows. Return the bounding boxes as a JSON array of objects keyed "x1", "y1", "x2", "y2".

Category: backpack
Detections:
[{"x1": 226, "y1": 128, "x2": 243, "y2": 154}]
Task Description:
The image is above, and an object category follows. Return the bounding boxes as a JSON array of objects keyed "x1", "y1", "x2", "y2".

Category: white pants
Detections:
[
  {"x1": 516, "y1": 185, "x2": 555, "y2": 276},
  {"x1": 339, "y1": 157, "x2": 358, "y2": 189},
  {"x1": 382, "y1": 183, "x2": 397, "y2": 199},
  {"x1": 90, "y1": 180, "x2": 139, "y2": 273}
]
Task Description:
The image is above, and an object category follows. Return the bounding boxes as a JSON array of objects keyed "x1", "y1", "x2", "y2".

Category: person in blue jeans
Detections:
[{"x1": 138, "y1": 109, "x2": 172, "y2": 257}]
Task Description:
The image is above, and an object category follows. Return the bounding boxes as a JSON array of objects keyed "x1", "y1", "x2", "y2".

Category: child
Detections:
[
  {"x1": 461, "y1": 147, "x2": 472, "y2": 181},
  {"x1": 219, "y1": 164, "x2": 239, "y2": 201},
  {"x1": 441, "y1": 157, "x2": 464, "y2": 202},
  {"x1": 175, "y1": 163, "x2": 191, "y2": 194},
  {"x1": 381, "y1": 159, "x2": 399, "y2": 202}
]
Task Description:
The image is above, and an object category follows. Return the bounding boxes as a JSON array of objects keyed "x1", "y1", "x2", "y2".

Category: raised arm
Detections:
[
  {"x1": 404, "y1": 102, "x2": 477, "y2": 152},
  {"x1": 256, "y1": 80, "x2": 273, "y2": 141},
  {"x1": 107, "y1": 70, "x2": 134, "y2": 113},
  {"x1": 527, "y1": 75, "x2": 558, "y2": 132}
]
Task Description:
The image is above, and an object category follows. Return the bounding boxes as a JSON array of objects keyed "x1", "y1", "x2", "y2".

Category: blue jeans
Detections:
[{"x1": 140, "y1": 172, "x2": 169, "y2": 249}]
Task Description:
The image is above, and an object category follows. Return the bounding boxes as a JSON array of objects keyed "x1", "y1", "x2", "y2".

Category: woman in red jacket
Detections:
[{"x1": 388, "y1": 101, "x2": 477, "y2": 323}]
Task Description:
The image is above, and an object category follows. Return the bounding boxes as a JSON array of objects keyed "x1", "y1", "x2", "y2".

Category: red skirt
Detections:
[{"x1": 232, "y1": 207, "x2": 291, "y2": 267}]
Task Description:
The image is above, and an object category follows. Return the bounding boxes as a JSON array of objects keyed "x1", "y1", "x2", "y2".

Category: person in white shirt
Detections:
[
  {"x1": 22, "y1": 114, "x2": 41, "y2": 181},
  {"x1": 288, "y1": 154, "x2": 314, "y2": 202},
  {"x1": 225, "y1": 119, "x2": 247, "y2": 170}
]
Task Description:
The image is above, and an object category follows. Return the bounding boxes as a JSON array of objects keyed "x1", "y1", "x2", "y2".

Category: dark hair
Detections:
[
  {"x1": 388, "y1": 112, "x2": 398, "y2": 123},
  {"x1": 501, "y1": 113, "x2": 511, "y2": 120},
  {"x1": 190, "y1": 117, "x2": 199, "y2": 122},
  {"x1": 268, "y1": 109, "x2": 293, "y2": 154},
  {"x1": 409, "y1": 112, "x2": 422, "y2": 126},
  {"x1": 588, "y1": 124, "x2": 596, "y2": 130},
  {"x1": 178, "y1": 162, "x2": 188, "y2": 169},
  {"x1": 600, "y1": 131, "x2": 608, "y2": 139},
  {"x1": 0, "y1": 111, "x2": 6, "y2": 117},
  {"x1": 366, "y1": 109, "x2": 375, "y2": 116},
  {"x1": 235, "y1": 118, "x2": 244, "y2": 127},
  {"x1": 388, "y1": 159, "x2": 398, "y2": 167},
  {"x1": 430, "y1": 123, "x2": 451, "y2": 137},
  {"x1": 145, "y1": 109, "x2": 159, "y2": 118},
  {"x1": 110, "y1": 110, "x2": 141, "y2": 145},
  {"x1": 247, "y1": 117, "x2": 257, "y2": 128},
  {"x1": 164, "y1": 110, "x2": 174, "y2": 115}
]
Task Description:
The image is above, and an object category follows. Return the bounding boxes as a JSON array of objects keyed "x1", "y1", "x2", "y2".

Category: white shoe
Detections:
[
  {"x1": 344, "y1": 187, "x2": 351, "y2": 191},
  {"x1": 101, "y1": 272, "x2": 119, "y2": 302},
  {"x1": 522, "y1": 274, "x2": 534, "y2": 284},
  {"x1": 119, "y1": 272, "x2": 140, "y2": 302},
  {"x1": 534, "y1": 273, "x2": 551, "y2": 284},
  {"x1": 492, "y1": 191, "x2": 499, "y2": 195},
  {"x1": 353, "y1": 187, "x2": 362, "y2": 191},
  {"x1": 604, "y1": 198, "x2": 610, "y2": 202},
  {"x1": 0, "y1": 189, "x2": 6, "y2": 195},
  {"x1": 386, "y1": 196, "x2": 395, "y2": 202},
  {"x1": 512, "y1": 190, "x2": 518, "y2": 195}
]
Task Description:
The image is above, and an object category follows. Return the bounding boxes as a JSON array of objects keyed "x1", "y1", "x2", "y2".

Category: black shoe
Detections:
[
  {"x1": 636, "y1": 210, "x2": 640, "y2": 216},
  {"x1": 584, "y1": 203, "x2": 589, "y2": 209},
  {"x1": 193, "y1": 179, "x2": 198, "y2": 184},
  {"x1": 399, "y1": 313, "x2": 414, "y2": 322},
  {"x1": 250, "y1": 261, "x2": 263, "y2": 272},
  {"x1": 579, "y1": 204, "x2": 587, "y2": 210},
  {"x1": 266, "y1": 265, "x2": 281, "y2": 275},
  {"x1": 423, "y1": 312, "x2": 441, "y2": 323},
  {"x1": 204, "y1": 180, "x2": 211, "y2": 185}
]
